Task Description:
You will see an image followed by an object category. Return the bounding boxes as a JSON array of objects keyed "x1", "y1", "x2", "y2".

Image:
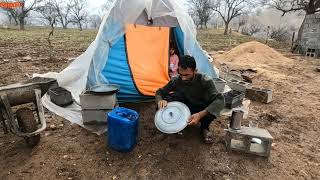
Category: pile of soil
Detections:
[
  {"x1": 215, "y1": 41, "x2": 294, "y2": 83},
  {"x1": 216, "y1": 41, "x2": 292, "y2": 65}
]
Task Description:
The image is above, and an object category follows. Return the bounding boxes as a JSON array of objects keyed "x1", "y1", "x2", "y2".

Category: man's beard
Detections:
[{"x1": 181, "y1": 76, "x2": 195, "y2": 85}]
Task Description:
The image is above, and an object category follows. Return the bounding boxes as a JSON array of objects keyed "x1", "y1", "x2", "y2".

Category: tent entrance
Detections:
[{"x1": 125, "y1": 24, "x2": 170, "y2": 96}]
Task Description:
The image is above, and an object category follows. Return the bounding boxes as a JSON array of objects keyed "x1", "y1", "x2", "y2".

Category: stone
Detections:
[
  {"x1": 23, "y1": 55, "x2": 32, "y2": 60},
  {"x1": 19, "y1": 56, "x2": 32, "y2": 62},
  {"x1": 49, "y1": 124, "x2": 57, "y2": 130}
]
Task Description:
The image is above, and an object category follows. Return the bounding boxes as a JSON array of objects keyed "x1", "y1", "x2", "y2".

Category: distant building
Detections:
[{"x1": 294, "y1": 13, "x2": 320, "y2": 58}]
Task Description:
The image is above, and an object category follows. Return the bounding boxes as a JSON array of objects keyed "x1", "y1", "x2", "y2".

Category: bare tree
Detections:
[
  {"x1": 270, "y1": 0, "x2": 320, "y2": 42},
  {"x1": 269, "y1": 25, "x2": 292, "y2": 43},
  {"x1": 271, "y1": 0, "x2": 320, "y2": 15},
  {"x1": 1, "y1": 0, "x2": 43, "y2": 30},
  {"x1": 212, "y1": 0, "x2": 256, "y2": 35},
  {"x1": 237, "y1": 14, "x2": 248, "y2": 31},
  {"x1": 36, "y1": 0, "x2": 57, "y2": 26},
  {"x1": 70, "y1": 0, "x2": 87, "y2": 31},
  {"x1": 88, "y1": 15, "x2": 102, "y2": 29},
  {"x1": 188, "y1": 0, "x2": 214, "y2": 29},
  {"x1": 242, "y1": 22, "x2": 263, "y2": 36},
  {"x1": 5, "y1": 8, "x2": 19, "y2": 25},
  {"x1": 51, "y1": 0, "x2": 73, "y2": 29}
]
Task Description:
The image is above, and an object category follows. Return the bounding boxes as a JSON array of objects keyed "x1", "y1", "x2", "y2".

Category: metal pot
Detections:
[{"x1": 230, "y1": 110, "x2": 244, "y2": 130}]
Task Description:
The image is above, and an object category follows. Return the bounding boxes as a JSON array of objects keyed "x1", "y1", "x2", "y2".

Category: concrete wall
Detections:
[{"x1": 300, "y1": 14, "x2": 320, "y2": 51}]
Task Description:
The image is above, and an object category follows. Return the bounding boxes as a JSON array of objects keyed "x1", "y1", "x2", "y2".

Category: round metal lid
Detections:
[{"x1": 154, "y1": 101, "x2": 191, "y2": 134}]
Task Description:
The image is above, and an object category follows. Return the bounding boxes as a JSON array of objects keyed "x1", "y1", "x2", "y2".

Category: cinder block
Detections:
[
  {"x1": 225, "y1": 127, "x2": 273, "y2": 157},
  {"x1": 245, "y1": 87, "x2": 273, "y2": 103},
  {"x1": 226, "y1": 79, "x2": 250, "y2": 92},
  {"x1": 213, "y1": 78, "x2": 226, "y2": 93},
  {"x1": 81, "y1": 109, "x2": 111, "y2": 125},
  {"x1": 80, "y1": 91, "x2": 117, "y2": 110}
]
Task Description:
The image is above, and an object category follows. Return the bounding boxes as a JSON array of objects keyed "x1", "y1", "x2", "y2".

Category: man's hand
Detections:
[
  {"x1": 188, "y1": 110, "x2": 209, "y2": 126},
  {"x1": 188, "y1": 113, "x2": 201, "y2": 126},
  {"x1": 158, "y1": 100, "x2": 168, "y2": 109}
]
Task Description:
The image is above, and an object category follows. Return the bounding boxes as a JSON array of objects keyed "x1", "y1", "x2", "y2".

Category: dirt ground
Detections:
[{"x1": 0, "y1": 27, "x2": 319, "y2": 180}]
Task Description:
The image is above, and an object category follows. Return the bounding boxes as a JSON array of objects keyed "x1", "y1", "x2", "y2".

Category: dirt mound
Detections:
[
  {"x1": 215, "y1": 41, "x2": 294, "y2": 82},
  {"x1": 215, "y1": 41, "x2": 292, "y2": 66}
]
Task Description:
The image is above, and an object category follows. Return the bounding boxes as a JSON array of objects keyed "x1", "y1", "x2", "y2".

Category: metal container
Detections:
[
  {"x1": 49, "y1": 87, "x2": 73, "y2": 107},
  {"x1": 80, "y1": 92, "x2": 117, "y2": 110},
  {"x1": 81, "y1": 109, "x2": 111, "y2": 125},
  {"x1": 230, "y1": 110, "x2": 244, "y2": 130},
  {"x1": 0, "y1": 77, "x2": 58, "y2": 106},
  {"x1": 223, "y1": 90, "x2": 245, "y2": 109}
]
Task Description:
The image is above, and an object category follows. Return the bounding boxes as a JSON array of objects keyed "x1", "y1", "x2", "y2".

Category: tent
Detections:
[{"x1": 38, "y1": 0, "x2": 218, "y2": 134}]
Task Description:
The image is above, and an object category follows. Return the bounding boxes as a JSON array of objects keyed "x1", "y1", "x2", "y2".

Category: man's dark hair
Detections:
[{"x1": 178, "y1": 55, "x2": 196, "y2": 70}]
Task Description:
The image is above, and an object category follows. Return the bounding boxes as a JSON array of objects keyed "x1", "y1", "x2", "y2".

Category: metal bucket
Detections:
[{"x1": 230, "y1": 110, "x2": 244, "y2": 130}]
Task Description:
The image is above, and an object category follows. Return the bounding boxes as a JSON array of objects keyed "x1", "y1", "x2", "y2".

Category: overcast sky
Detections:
[
  {"x1": 87, "y1": 0, "x2": 107, "y2": 12},
  {"x1": 86, "y1": 0, "x2": 188, "y2": 13}
]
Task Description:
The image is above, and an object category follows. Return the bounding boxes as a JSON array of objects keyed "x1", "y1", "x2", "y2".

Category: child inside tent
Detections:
[{"x1": 169, "y1": 47, "x2": 179, "y2": 78}]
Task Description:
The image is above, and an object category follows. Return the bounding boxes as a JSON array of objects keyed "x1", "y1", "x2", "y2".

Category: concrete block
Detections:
[
  {"x1": 213, "y1": 78, "x2": 226, "y2": 93},
  {"x1": 80, "y1": 91, "x2": 117, "y2": 110},
  {"x1": 245, "y1": 87, "x2": 273, "y2": 104},
  {"x1": 226, "y1": 79, "x2": 250, "y2": 92},
  {"x1": 224, "y1": 90, "x2": 245, "y2": 109},
  {"x1": 81, "y1": 109, "x2": 111, "y2": 125},
  {"x1": 225, "y1": 127, "x2": 273, "y2": 157}
]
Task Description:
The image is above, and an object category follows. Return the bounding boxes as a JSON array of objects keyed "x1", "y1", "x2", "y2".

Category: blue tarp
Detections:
[{"x1": 101, "y1": 36, "x2": 142, "y2": 102}]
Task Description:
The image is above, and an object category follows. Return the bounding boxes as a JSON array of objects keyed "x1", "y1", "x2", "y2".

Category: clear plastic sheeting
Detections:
[{"x1": 36, "y1": 0, "x2": 218, "y2": 134}]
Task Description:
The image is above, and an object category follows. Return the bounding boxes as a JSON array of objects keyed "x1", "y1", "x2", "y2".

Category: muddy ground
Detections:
[{"x1": 0, "y1": 27, "x2": 319, "y2": 180}]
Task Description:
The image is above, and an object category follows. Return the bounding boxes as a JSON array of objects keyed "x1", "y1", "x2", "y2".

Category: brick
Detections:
[
  {"x1": 245, "y1": 87, "x2": 273, "y2": 104},
  {"x1": 225, "y1": 127, "x2": 273, "y2": 157}
]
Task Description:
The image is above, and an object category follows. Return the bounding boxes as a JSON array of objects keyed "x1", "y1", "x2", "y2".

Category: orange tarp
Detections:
[{"x1": 125, "y1": 24, "x2": 170, "y2": 96}]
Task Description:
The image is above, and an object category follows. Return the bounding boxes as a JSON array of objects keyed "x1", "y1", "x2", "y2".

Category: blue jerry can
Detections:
[{"x1": 107, "y1": 107, "x2": 139, "y2": 152}]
